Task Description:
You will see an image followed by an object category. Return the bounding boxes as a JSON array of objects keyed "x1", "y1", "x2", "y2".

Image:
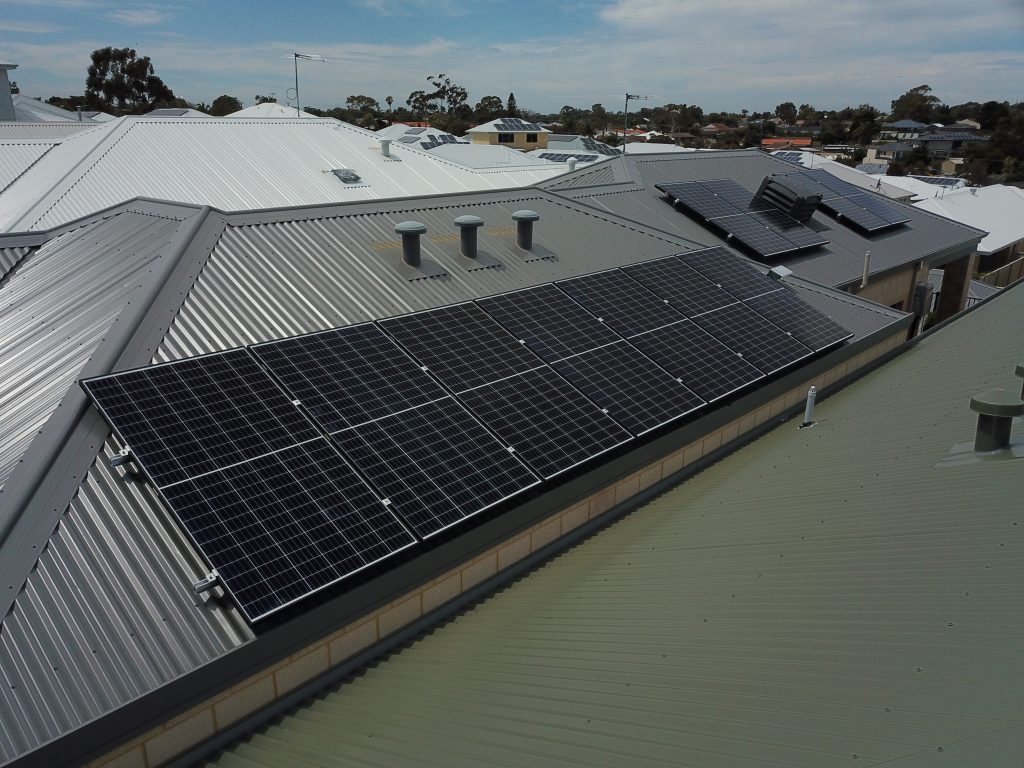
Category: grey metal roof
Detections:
[
  {"x1": 543, "y1": 150, "x2": 985, "y2": 288},
  {"x1": 0, "y1": 143, "x2": 54, "y2": 194},
  {"x1": 208, "y1": 280, "x2": 1024, "y2": 768},
  {"x1": 0, "y1": 191, "x2": 913, "y2": 766}
]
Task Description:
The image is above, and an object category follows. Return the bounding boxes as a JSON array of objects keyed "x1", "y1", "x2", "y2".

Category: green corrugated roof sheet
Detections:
[{"x1": 211, "y1": 285, "x2": 1024, "y2": 767}]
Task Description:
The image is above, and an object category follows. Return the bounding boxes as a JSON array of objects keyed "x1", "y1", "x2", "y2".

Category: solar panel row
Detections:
[
  {"x1": 82, "y1": 246, "x2": 851, "y2": 623},
  {"x1": 779, "y1": 169, "x2": 911, "y2": 233}
]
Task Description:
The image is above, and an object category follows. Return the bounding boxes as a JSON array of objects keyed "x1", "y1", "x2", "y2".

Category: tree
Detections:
[
  {"x1": 848, "y1": 104, "x2": 881, "y2": 145},
  {"x1": 775, "y1": 101, "x2": 796, "y2": 123},
  {"x1": 590, "y1": 103, "x2": 608, "y2": 133},
  {"x1": 474, "y1": 95, "x2": 504, "y2": 123},
  {"x1": 208, "y1": 95, "x2": 242, "y2": 116},
  {"x1": 385, "y1": 95, "x2": 394, "y2": 116},
  {"x1": 506, "y1": 92, "x2": 519, "y2": 117},
  {"x1": 425, "y1": 73, "x2": 467, "y2": 115},
  {"x1": 255, "y1": 94, "x2": 276, "y2": 104},
  {"x1": 9, "y1": 80, "x2": 18, "y2": 95},
  {"x1": 85, "y1": 46, "x2": 175, "y2": 114},
  {"x1": 406, "y1": 89, "x2": 436, "y2": 119},
  {"x1": 890, "y1": 85, "x2": 941, "y2": 123}
]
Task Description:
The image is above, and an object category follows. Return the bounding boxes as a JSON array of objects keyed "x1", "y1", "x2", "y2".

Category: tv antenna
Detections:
[
  {"x1": 620, "y1": 93, "x2": 653, "y2": 154},
  {"x1": 290, "y1": 52, "x2": 325, "y2": 117}
]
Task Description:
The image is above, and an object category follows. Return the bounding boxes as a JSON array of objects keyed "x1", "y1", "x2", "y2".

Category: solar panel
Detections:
[
  {"x1": 251, "y1": 324, "x2": 447, "y2": 433},
  {"x1": 744, "y1": 289, "x2": 853, "y2": 352},
  {"x1": 333, "y1": 398, "x2": 539, "y2": 539},
  {"x1": 476, "y1": 285, "x2": 619, "y2": 363},
  {"x1": 657, "y1": 181, "x2": 739, "y2": 219},
  {"x1": 405, "y1": 127, "x2": 427, "y2": 135},
  {"x1": 159, "y1": 439, "x2": 416, "y2": 621},
  {"x1": 493, "y1": 123, "x2": 510, "y2": 131},
  {"x1": 550, "y1": 342, "x2": 704, "y2": 435},
  {"x1": 799, "y1": 168, "x2": 855, "y2": 198},
  {"x1": 556, "y1": 269, "x2": 685, "y2": 337},
  {"x1": 629, "y1": 320, "x2": 765, "y2": 402},
  {"x1": 456, "y1": 367, "x2": 631, "y2": 478},
  {"x1": 698, "y1": 179, "x2": 772, "y2": 211},
  {"x1": 819, "y1": 195, "x2": 891, "y2": 232},
  {"x1": 379, "y1": 304, "x2": 539, "y2": 393},
  {"x1": 712, "y1": 214, "x2": 799, "y2": 258},
  {"x1": 676, "y1": 247, "x2": 784, "y2": 300},
  {"x1": 748, "y1": 210, "x2": 830, "y2": 250},
  {"x1": 622, "y1": 256, "x2": 735, "y2": 317},
  {"x1": 689, "y1": 302, "x2": 814, "y2": 374},
  {"x1": 398, "y1": 135, "x2": 420, "y2": 144},
  {"x1": 82, "y1": 349, "x2": 320, "y2": 488},
  {"x1": 789, "y1": 169, "x2": 910, "y2": 232},
  {"x1": 845, "y1": 193, "x2": 912, "y2": 226}
]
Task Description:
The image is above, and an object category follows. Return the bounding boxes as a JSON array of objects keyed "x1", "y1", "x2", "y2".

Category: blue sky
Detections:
[{"x1": 1, "y1": 0, "x2": 1023, "y2": 115}]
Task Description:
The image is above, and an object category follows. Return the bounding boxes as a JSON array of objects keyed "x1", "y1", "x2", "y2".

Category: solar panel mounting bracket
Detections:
[
  {"x1": 191, "y1": 569, "x2": 220, "y2": 595},
  {"x1": 109, "y1": 446, "x2": 133, "y2": 468}
]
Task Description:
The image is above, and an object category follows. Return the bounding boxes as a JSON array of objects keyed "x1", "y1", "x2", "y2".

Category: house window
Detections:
[
  {"x1": 498, "y1": 133, "x2": 514, "y2": 143},
  {"x1": 526, "y1": 133, "x2": 538, "y2": 142}
]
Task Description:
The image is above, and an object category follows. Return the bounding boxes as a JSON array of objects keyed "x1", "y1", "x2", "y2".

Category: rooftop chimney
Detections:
[
  {"x1": 969, "y1": 388, "x2": 1024, "y2": 452},
  {"x1": 394, "y1": 221, "x2": 427, "y2": 267},
  {"x1": 454, "y1": 215, "x2": 484, "y2": 259},
  {"x1": 512, "y1": 209, "x2": 540, "y2": 251},
  {"x1": 380, "y1": 138, "x2": 391, "y2": 158},
  {"x1": 0, "y1": 63, "x2": 17, "y2": 122}
]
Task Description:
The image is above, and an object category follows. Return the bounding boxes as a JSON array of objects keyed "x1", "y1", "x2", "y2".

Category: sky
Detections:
[{"x1": 1, "y1": 0, "x2": 1023, "y2": 115}]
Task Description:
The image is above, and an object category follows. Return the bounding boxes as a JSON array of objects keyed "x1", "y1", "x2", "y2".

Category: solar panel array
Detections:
[
  {"x1": 493, "y1": 117, "x2": 542, "y2": 132},
  {"x1": 539, "y1": 153, "x2": 599, "y2": 162},
  {"x1": 83, "y1": 245, "x2": 852, "y2": 623},
  {"x1": 772, "y1": 151, "x2": 806, "y2": 164},
  {"x1": 780, "y1": 169, "x2": 911, "y2": 233},
  {"x1": 656, "y1": 179, "x2": 829, "y2": 259}
]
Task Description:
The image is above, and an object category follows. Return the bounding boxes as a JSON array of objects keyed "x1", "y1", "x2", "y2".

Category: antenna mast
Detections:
[
  {"x1": 622, "y1": 93, "x2": 650, "y2": 154},
  {"x1": 292, "y1": 52, "x2": 325, "y2": 117}
]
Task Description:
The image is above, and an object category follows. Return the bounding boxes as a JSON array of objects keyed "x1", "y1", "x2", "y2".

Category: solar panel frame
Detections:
[
  {"x1": 476, "y1": 284, "x2": 620, "y2": 363},
  {"x1": 712, "y1": 214, "x2": 799, "y2": 258},
  {"x1": 622, "y1": 256, "x2": 736, "y2": 317},
  {"x1": 251, "y1": 323, "x2": 448, "y2": 433},
  {"x1": 846, "y1": 193, "x2": 912, "y2": 226},
  {"x1": 550, "y1": 341, "x2": 704, "y2": 435},
  {"x1": 378, "y1": 303, "x2": 540, "y2": 393},
  {"x1": 689, "y1": 302, "x2": 815, "y2": 374},
  {"x1": 676, "y1": 247, "x2": 787, "y2": 300},
  {"x1": 456, "y1": 367, "x2": 632, "y2": 479},
  {"x1": 555, "y1": 268, "x2": 686, "y2": 337},
  {"x1": 159, "y1": 438, "x2": 417, "y2": 622},
  {"x1": 819, "y1": 195, "x2": 890, "y2": 232},
  {"x1": 332, "y1": 398, "x2": 539, "y2": 539},
  {"x1": 657, "y1": 181, "x2": 739, "y2": 220},
  {"x1": 697, "y1": 179, "x2": 773, "y2": 212},
  {"x1": 743, "y1": 289, "x2": 854, "y2": 352},
  {"x1": 629, "y1": 320, "x2": 765, "y2": 402},
  {"x1": 748, "y1": 209, "x2": 830, "y2": 250}
]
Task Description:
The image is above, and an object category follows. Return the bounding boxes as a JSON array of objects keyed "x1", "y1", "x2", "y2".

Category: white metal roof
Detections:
[
  {"x1": 915, "y1": 185, "x2": 1024, "y2": 255},
  {"x1": 0, "y1": 116, "x2": 568, "y2": 232},
  {"x1": 873, "y1": 174, "x2": 967, "y2": 200},
  {"x1": 228, "y1": 103, "x2": 321, "y2": 119}
]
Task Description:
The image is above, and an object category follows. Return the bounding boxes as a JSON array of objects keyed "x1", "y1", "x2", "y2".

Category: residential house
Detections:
[{"x1": 467, "y1": 117, "x2": 550, "y2": 151}]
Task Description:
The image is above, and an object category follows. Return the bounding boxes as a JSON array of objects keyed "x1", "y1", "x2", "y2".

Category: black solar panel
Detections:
[
  {"x1": 333, "y1": 398, "x2": 538, "y2": 539},
  {"x1": 622, "y1": 256, "x2": 735, "y2": 317},
  {"x1": 713, "y1": 214, "x2": 798, "y2": 258},
  {"x1": 379, "y1": 304, "x2": 539, "y2": 393},
  {"x1": 800, "y1": 168, "x2": 856, "y2": 198},
  {"x1": 405, "y1": 127, "x2": 426, "y2": 135},
  {"x1": 698, "y1": 179, "x2": 772, "y2": 211},
  {"x1": 630, "y1": 320, "x2": 764, "y2": 402},
  {"x1": 538, "y1": 153, "x2": 599, "y2": 162},
  {"x1": 748, "y1": 210, "x2": 830, "y2": 250},
  {"x1": 551, "y1": 342, "x2": 704, "y2": 435},
  {"x1": 397, "y1": 135, "x2": 420, "y2": 144},
  {"x1": 251, "y1": 324, "x2": 447, "y2": 433},
  {"x1": 676, "y1": 247, "x2": 782, "y2": 300},
  {"x1": 820, "y1": 195, "x2": 891, "y2": 232},
  {"x1": 556, "y1": 269, "x2": 685, "y2": 337},
  {"x1": 82, "y1": 349, "x2": 319, "y2": 488},
  {"x1": 791, "y1": 169, "x2": 911, "y2": 232},
  {"x1": 744, "y1": 289, "x2": 853, "y2": 352},
  {"x1": 689, "y1": 302, "x2": 814, "y2": 374},
  {"x1": 657, "y1": 181, "x2": 738, "y2": 219},
  {"x1": 160, "y1": 439, "x2": 416, "y2": 621},
  {"x1": 456, "y1": 367, "x2": 631, "y2": 478},
  {"x1": 845, "y1": 193, "x2": 912, "y2": 225},
  {"x1": 476, "y1": 285, "x2": 619, "y2": 363}
]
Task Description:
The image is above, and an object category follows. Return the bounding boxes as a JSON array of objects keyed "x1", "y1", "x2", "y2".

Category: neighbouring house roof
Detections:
[
  {"x1": 541, "y1": 150, "x2": 984, "y2": 289},
  {"x1": 208, "y1": 273, "x2": 1024, "y2": 768},
  {"x1": 919, "y1": 132, "x2": 989, "y2": 143},
  {"x1": 0, "y1": 116, "x2": 568, "y2": 232},
  {"x1": 761, "y1": 137, "x2": 812, "y2": 146},
  {"x1": 227, "y1": 103, "x2": 320, "y2": 119},
  {"x1": 882, "y1": 119, "x2": 929, "y2": 129},
  {"x1": 927, "y1": 268, "x2": 1001, "y2": 306},
  {"x1": 467, "y1": 118, "x2": 550, "y2": 135},
  {"x1": 914, "y1": 185, "x2": 1024, "y2": 255},
  {"x1": 9, "y1": 95, "x2": 99, "y2": 123},
  {"x1": 144, "y1": 107, "x2": 211, "y2": 118},
  {"x1": 875, "y1": 175, "x2": 968, "y2": 200},
  {"x1": 0, "y1": 190, "x2": 908, "y2": 767}
]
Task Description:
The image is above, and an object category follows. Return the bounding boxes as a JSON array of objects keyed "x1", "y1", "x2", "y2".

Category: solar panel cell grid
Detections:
[
  {"x1": 657, "y1": 181, "x2": 739, "y2": 219},
  {"x1": 689, "y1": 302, "x2": 814, "y2": 374},
  {"x1": 555, "y1": 269, "x2": 685, "y2": 337},
  {"x1": 252, "y1": 324, "x2": 447, "y2": 433},
  {"x1": 820, "y1": 196, "x2": 890, "y2": 232},
  {"x1": 456, "y1": 367, "x2": 631, "y2": 479},
  {"x1": 333, "y1": 398, "x2": 538, "y2": 538},
  {"x1": 675, "y1": 247, "x2": 784, "y2": 300},
  {"x1": 748, "y1": 210, "x2": 830, "y2": 249},
  {"x1": 160, "y1": 439, "x2": 416, "y2": 621},
  {"x1": 550, "y1": 342, "x2": 704, "y2": 435},
  {"x1": 622, "y1": 256, "x2": 736, "y2": 317},
  {"x1": 744, "y1": 290, "x2": 854, "y2": 351},
  {"x1": 629, "y1": 320, "x2": 764, "y2": 402},
  {"x1": 712, "y1": 214, "x2": 797, "y2": 258},
  {"x1": 697, "y1": 179, "x2": 772, "y2": 211},
  {"x1": 476, "y1": 285, "x2": 620, "y2": 363},
  {"x1": 379, "y1": 304, "x2": 540, "y2": 393}
]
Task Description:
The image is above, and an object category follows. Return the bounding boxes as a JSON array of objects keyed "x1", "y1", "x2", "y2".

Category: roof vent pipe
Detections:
[
  {"x1": 568, "y1": 158, "x2": 577, "y2": 172},
  {"x1": 1016, "y1": 363, "x2": 1024, "y2": 398},
  {"x1": 969, "y1": 388, "x2": 1024, "y2": 452},
  {"x1": 454, "y1": 215, "x2": 484, "y2": 259},
  {"x1": 76, "y1": 105, "x2": 82, "y2": 122},
  {"x1": 395, "y1": 221, "x2": 427, "y2": 267},
  {"x1": 861, "y1": 250, "x2": 871, "y2": 289},
  {"x1": 512, "y1": 209, "x2": 540, "y2": 251},
  {"x1": 380, "y1": 138, "x2": 391, "y2": 157}
]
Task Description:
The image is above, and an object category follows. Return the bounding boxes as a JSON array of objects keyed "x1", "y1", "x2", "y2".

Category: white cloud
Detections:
[
  {"x1": 106, "y1": 5, "x2": 176, "y2": 26},
  {"x1": 0, "y1": 20, "x2": 63, "y2": 33}
]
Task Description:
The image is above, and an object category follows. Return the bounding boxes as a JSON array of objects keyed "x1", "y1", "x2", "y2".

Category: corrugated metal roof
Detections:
[
  {"x1": 0, "y1": 117, "x2": 567, "y2": 232},
  {"x1": 546, "y1": 151, "x2": 985, "y2": 288},
  {"x1": 0, "y1": 246, "x2": 29, "y2": 277},
  {"x1": 0, "y1": 122, "x2": 103, "y2": 139},
  {"x1": 915, "y1": 185, "x2": 1024, "y2": 255},
  {"x1": 209, "y1": 282, "x2": 1024, "y2": 768},
  {"x1": 0, "y1": 143, "x2": 54, "y2": 194}
]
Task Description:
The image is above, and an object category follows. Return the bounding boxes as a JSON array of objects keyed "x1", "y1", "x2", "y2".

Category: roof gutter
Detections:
[{"x1": 0, "y1": 205, "x2": 216, "y2": 620}]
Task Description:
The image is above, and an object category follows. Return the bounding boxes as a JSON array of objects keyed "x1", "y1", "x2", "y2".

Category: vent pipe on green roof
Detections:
[
  {"x1": 969, "y1": 388, "x2": 1024, "y2": 452},
  {"x1": 454, "y1": 215, "x2": 484, "y2": 259},
  {"x1": 395, "y1": 221, "x2": 427, "y2": 267},
  {"x1": 512, "y1": 209, "x2": 540, "y2": 250},
  {"x1": 799, "y1": 386, "x2": 817, "y2": 428},
  {"x1": 861, "y1": 250, "x2": 871, "y2": 289}
]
